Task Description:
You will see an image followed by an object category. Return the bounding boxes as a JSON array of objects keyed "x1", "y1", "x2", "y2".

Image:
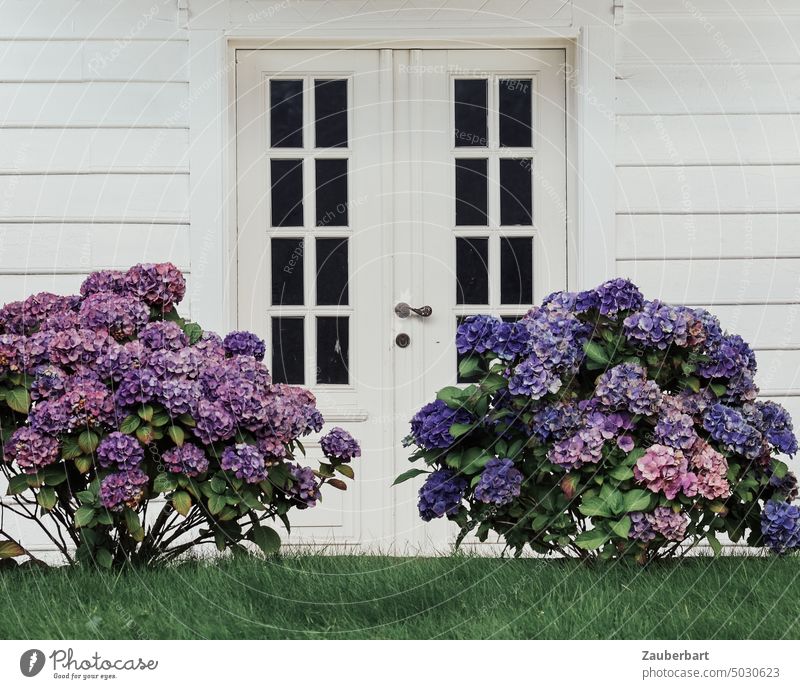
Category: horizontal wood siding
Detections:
[{"x1": 617, "y1": 4, "x2": 800, "y2": 483}]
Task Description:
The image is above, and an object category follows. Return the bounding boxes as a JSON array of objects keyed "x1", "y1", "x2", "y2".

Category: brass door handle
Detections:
[{"x1": 395, "y1": 302, "x2": 433, "y2": 318}]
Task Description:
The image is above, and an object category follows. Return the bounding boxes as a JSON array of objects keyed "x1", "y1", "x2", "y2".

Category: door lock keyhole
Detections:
[{"x1": 395, "y1": 333, "x2": 411, "y2": 348}]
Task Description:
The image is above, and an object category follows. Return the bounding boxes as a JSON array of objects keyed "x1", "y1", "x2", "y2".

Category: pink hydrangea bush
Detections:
[
  {"x1": 0, "y1": 263, "x2": 360, "y2": 568},
  {"x1": 399, "y1": 279, "x2": 800, "y2": 562}
]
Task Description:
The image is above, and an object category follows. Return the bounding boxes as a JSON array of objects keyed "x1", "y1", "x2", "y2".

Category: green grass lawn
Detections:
[{"x1": 1, "y1": 555, "x2": 798, "y2": 639}]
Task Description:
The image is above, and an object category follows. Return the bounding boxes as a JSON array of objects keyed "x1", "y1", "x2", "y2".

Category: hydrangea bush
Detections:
[
  {"x1": 398, "y1": 279, "x2": 800, "y2": 562},
  {"x1": 0, "y1": 263, "x2": 360, "y2": 568}
]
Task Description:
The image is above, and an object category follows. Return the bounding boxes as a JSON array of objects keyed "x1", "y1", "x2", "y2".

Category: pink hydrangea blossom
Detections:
[{"x1": 634, "y1": 444, "x2": 698, "y2": 500}]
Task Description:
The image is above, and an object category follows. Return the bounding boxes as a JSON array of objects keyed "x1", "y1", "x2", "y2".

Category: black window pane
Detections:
[
  {"x1": 315, "y1": 79, "x2": 348, "y2": 148},
  {"x1": 456, "y1": 237, "x2": 488, "y2": 304},
  {"x1": 316, "y1": 238, "x2": 348, "y2": 306},
  {"x1": 499, "y1": 79, "x2": 532, "y2": 148},
  {"x1": 455, "y1": 158, "x2": 488, "y2": 226},
  {"x1": 317, "y1": 316, "x2": 349, "y2": 384},
  {"x1": 315, "y1": 159, "x2": 348, "y2": 226},
  {"x1": 272, "y1": 317, "x2": 304, "y2": 384},
  {"x1": 500, "y1": 237, "x2": 533, "y2": 305},
  {"x1": 271, "y1": 237, "x2": 304, "y2": 305},
  {"x1": 270, "y1": 79, "x2": 303, "y2": 148},
  {"x1": 499, "y1": 158, "x2": 532, "y2": 226},
  {"x1": 271, "y1": 159, "x2": 304, "y2": 227},
  {"x1": 454, "y1": 79, "x2": 487, "y2": 147}
]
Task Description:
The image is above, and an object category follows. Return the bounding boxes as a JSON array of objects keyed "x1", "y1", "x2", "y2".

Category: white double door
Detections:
[{"x1": 236, "y1": 47, "x2": 567, "y2": 550}]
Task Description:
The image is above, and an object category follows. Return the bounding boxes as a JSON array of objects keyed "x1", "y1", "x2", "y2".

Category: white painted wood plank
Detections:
[
  {"x1": 617, "y1": 16, "x2": 800, "y2": 64},
  {"x1": 756, "y1": 350, "x2": 800, "y2": 394},
  {"x1": 616, "y1": 115, "x2": 800, "y2": 165},
  {"x1": 0, "y1": 1, "x2": 187, "y2": 40},
  {"x1": 617, "y1": 165, "x2": 800, "y2": 213},
  {"x1": 697, "y1": 304, "x2": 800, "y2": 349},
  {"x1": 0, "y1": 174, "x2": 189, "y2": 222},
  {"x1": 616, "y1": 214, "x2": 800, "y2": 259},
  {"x1": 615, "y1": 64, "x2": 800, "y2": 115},
  {"x1": 0, "y1": 40, "x2": 188, "y2": 81},
  {"x1": 0, "y1": 82, "x2": 188, "y2": 127},
  {"x1": 226, "y1": 0, "x2": 573, "y2": 25},
  {"x1": 0, "y1": 223, "x2": 190, "y2": 271},
  {"x1": 616, "y1": 257, "x2": 800, "y2": 304},
  {"x1": 627, "y1": 0, "x2": 800, "y2": 16},
  {"x1": 0, "y1": 129, "x2": 188, "y2": 171}
]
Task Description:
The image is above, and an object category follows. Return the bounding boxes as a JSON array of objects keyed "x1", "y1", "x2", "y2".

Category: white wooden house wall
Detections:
[
  {"x1": 615, "y1": 1, "x2": 800, "y2": 480},
  {"x1": 1, "y1": 0, "x2": 798, "y2": 554}
]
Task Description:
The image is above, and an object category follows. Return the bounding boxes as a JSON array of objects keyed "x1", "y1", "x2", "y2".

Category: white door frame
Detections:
[
  {"x1": 186, "y1": 7, "x2": 617, "y2": 335},
  {"x1": 186, "y1": 5, "x2": 617, "y2": 549}
]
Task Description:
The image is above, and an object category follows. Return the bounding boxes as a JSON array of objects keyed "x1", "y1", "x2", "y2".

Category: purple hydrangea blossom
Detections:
[
  {"x1": 157, "y1": 377, "x2": 199, "y2": 416},
  {"x1": 418, "y1": 469, "x2": 467, "y2": 521},
  {"x1": 409, "y1": 399, "x2": 473, "y2": 450},
  {"x1": 29, "y1": 365, "x2": 68, "y2": 401},
  {"x1": 698, "y1": 333, "x2": 756, "y2": 380},
  {"x1": 57, "y1": 376, "x2": 117, "y2": 431},
  {"x1": 0, "y1": 300, "x2": 25, "y2": 335},
  {"x1": 287, "y1": 464, "x2": 322, "y2": 508},
  {"x1": 507, "y1": 353, "x2": 562, "y2": 399},
  {"x1": 78, "y1": 292, "x2": 149, "y2": 341},
  {"x1": 29, "y1": 398, "x2": 71, "y2": 435},
  {"x1": 753, "y1": 401, "x2": 798, "y2": 456},
  {"x1": 221, "y1": 443, "x2": 268, "y2": 484},
  {"x1": 320, "y1": 427, "x2": 361, "y2": 463},
  {"x1": 139, "y1": 321, "x2": 189, "y2": 351},
  {"x1": 96, "y1": 432, "x2": 144, "y2": 471},
  {"x1": 222, "y1": 330, "x2": 266, "y2": 361},
  {"x1": 193, "y1": 331, "x2": 226, "y2": 358},
  {"x1": 486, "y1": 321, "x2": 530, "y2": 360},
  {"x1": 148, "y1": 347, "x2": 202, "y2": 379},
  {"x1": 20, "y1": 292, "x2": 78, "y2": 333},
  {"x1": 592, "y1": 278, "x2": 644, "y2": 317},
  {"x1": 48, "y1": 328, "x2": 111, "y2": 370},
  {"x1": 474, "y1": 458, "x2": 523, "y2": 505},
  {"x1": 125, "y1": 262, "x2": 186, "y2": 312},
  {"x1": 649, "y1": 506, "x2": 688, "y2": 542},
  {"x1": 702, "y1": 403, "x2": 764, "y2": 460},
  {"x1": 80, "y1": 270, "x2": 128, "y2": 297},
  {"x1": 623, "y1": 300, "x2": 704, "y2": 351},
  {"x1": 455, "y1": 315, "x2": 499, "y2": 355},
  {"x1": 634, "y1": 444, "x2": 697, "y2": 500},
  {"x1": 548, "y1": 423, "x2": 605, "y2": 470},
  {"x1": 693, "y1": 308, "x2": 723, "y2": 344},
  {"x1": 99, "y1": 469, "x2": 148, "y2": 512},
  {"x1": 161, "y1": 443, "x2": 209, "y2": 477},
  {"x1": 594, "y1": 363, "x2": 662, "y2": 416},
  {"x1": 193, "y1": 399, "x2": 237, "y2": 445},
  {"x1": 0, "y1": 334, "x2": 23, "y2": 374},
  {"x1": 4, "y1": 427, "x2": 60, "y2": 474},
  {"x1": 530, "y1": 401, "x2": 582, "y2": 442},
  {"x1": 94, "y1": 340, "x2": 148, "y2": 382},
  {"x1": 115, "y1": 367, "x2": 160, "y2": 409},
  {"x1": 22, "y1": 331, "x2": 53, "y2": 371},
  {"x1": 542, "y1": 290, "x2": 598, "y2": 314},
  {"x1": 654, "y1": 404, "x2": 698, "y2": 450},
  {"x1": 629, "y1": 511, "x2": 657, "y2": 542},
  {"x1": 761, "y1": 501, "x2": 800, "y2": 554}
]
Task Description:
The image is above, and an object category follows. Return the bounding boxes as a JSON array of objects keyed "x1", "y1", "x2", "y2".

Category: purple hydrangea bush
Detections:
[
  {"x1": 398, "y1": 278, "x2": 800, "y2": 562},
  {"x1": 0, "y1": 263, "x2": 360, "y2": 568}
]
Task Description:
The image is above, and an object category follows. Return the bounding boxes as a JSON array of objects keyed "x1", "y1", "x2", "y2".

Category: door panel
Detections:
[
  {"x1": 236, "y1": 49, "x2": 393, "y2": 547},
  {"x1": 392, "y1": 50, "x2": 568, "y2": 549},
  {"x1": 236, "y1": 48, "x2": 567, "y2": 550}
]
